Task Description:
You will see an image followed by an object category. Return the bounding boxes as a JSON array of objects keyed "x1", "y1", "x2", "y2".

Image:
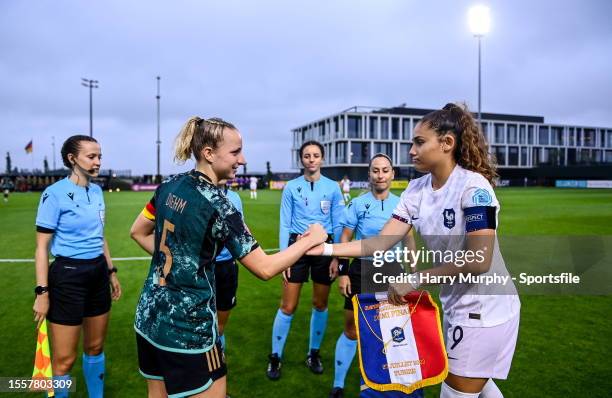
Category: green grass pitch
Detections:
[{"x1": 0, "y1": 188, "x2": 611, "y2": 397}]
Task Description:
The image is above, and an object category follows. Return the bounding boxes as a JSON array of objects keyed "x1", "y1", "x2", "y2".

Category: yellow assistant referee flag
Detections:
[{"x1": 32, "y1": 319, "x2": 54, "y2": 397}]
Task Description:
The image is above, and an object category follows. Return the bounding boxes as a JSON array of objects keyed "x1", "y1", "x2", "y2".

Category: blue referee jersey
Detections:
[
  {"x1": 35, "y1": 178, "x2": 105, "y2": 259},
  {"x1": 215, "y1": 189, "x2": 244, "y2": 262},
  {"x1": 279, "y1": 175, "x2": 344, "y2": 250},
  {"x1": 341, "y1": 191, "x2": 399, "y2": 240}
]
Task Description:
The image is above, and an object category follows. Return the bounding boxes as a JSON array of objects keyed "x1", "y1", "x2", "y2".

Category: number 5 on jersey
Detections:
[{"x1": 158, "y1": 219, "x2": 175, "y2": 286}]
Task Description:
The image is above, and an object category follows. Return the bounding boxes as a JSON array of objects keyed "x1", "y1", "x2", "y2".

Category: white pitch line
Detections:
[{"x1": 0, "y1": 248, "x2": 280, "y2": 263}]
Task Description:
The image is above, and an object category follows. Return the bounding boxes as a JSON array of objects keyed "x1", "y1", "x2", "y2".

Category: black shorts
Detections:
[
  {"x1": 286, "y1": 233, "x2": 335, "y2": 285},
  {"x1": 47, "y1": 255, "x2": 111, "y2": 326},
  {"x1": 344, "y1": 259, "x2": 363, "y2": 311},
  {"x1": 214, "y1": 259, "x2": 238, "y2": 311},
  {"x1": 137, "y1": 333, "x2": 227, "y2": 397}
]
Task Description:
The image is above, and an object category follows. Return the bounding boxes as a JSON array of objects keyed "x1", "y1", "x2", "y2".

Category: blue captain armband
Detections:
[{"x1": 464, "y1": 206, "x2": 497, "y2": 232}]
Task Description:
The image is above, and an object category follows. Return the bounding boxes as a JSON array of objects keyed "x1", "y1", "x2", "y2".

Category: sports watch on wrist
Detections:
[
  {"x1": 34, "y1": 286, "x2": 49, "y2": 295},
  {"x1": 108, "y1": 266, "x2": 118, "y2": 275}
]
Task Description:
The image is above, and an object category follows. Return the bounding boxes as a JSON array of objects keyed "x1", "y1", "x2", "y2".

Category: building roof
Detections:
[{"x1": 371, "y1": 106, "x2": 544, "y2": 124}]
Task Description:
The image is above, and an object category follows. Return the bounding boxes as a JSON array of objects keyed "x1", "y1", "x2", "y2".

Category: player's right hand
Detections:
[
  {"x1": 33, "y1": 294, "x2": 49, "y2": 329},
  {"x1": 306, "y1": 223, "x2": 327, "y2": 245},
  {"x1": 306, "y1": 243, "x2": 324, "y2": 256},
  {"x1": 338, "y1": 275, "x2": 351, "y2": 298}
]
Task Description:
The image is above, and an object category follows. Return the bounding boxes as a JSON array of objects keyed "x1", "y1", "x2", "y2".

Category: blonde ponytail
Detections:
[
  {"x1": 174, "y1": 117, "x2": 202, "y2": 163},
  {"x1": 173, "y1": 116, "x2": 237, "y2": 163}
]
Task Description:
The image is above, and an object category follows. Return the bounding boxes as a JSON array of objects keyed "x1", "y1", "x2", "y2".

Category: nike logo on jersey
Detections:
[
  {"x1": 67, "y1": 192, "x2": 74, "y2": 200},
  {"x1": 42, "y1": 193, "x2": 49, "y2": 203}
]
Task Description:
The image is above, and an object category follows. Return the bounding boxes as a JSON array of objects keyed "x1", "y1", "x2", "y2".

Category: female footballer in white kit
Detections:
[{"x1": 308, "y1": 103, "x2": 520, "y2": 398}]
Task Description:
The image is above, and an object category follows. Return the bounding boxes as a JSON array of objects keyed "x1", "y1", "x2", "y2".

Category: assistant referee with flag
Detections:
[{"x1": 33, "y1": 135, "x2": 121, "y2": 398}]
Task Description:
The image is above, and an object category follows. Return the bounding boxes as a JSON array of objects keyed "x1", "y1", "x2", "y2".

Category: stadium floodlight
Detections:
[
  {"x1": 468, "y1": 5, "x2": 490, "y2": 36},
  {"x1": 81, "y1": 78, "x2": 99, "y2": 137},
  {"x1": 468, "y1": 5, "x2": 491, "y2": 124}
]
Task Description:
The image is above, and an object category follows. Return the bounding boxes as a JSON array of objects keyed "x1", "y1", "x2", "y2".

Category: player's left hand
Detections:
[
  {"x1": 387, "y1": 282, "x2": 412, "y2": 306},
  {"x1": 329, "y1": 258, "x2": 339, "y2": 280},
  {"x1": 110, "y1": 273, "x2": 122, "y2": 300}
]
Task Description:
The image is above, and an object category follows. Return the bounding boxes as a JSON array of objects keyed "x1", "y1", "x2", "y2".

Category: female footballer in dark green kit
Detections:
[{"x1": 133, "y1": 117, "x2": 328, "y2": 398}]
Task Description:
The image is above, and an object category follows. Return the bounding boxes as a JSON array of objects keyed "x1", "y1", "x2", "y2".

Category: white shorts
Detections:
[
  {"x1": 250, "y1": 184, "x2": 257, "y2": 190},
  {"x1": 443, "y1": 314, "x2": 519, "y2": 380}
]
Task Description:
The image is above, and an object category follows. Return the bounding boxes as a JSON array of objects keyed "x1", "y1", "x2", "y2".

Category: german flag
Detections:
[{"x1": 25, "y1": 140, "x2": 33, "y2": 154}]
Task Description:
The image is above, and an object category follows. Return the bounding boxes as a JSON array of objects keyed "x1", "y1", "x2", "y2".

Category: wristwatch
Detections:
[
  {"x1": 108, "y1": 267, "x2": 118, "y2": 275},
  {"x1": 34, "y1": 286, "x2": 49, "y2": 295}
]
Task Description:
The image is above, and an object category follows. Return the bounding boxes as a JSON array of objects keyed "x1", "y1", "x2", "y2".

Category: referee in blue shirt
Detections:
[
  {"x1": 267, "y1": 141, "x2": 345, "y2": 380},
  {"x1": 33, "y1": 135, "x2": 121, "y2": 398}
]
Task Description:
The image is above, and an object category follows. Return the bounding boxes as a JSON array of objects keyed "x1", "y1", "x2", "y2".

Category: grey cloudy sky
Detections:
[{"x1": 1, "y1": 0, "x2": 611, "y2": 175}]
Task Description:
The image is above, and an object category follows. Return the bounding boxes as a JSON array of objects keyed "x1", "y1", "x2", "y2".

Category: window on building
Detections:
[
  {"x1": 520, "y1": 147, "x2": 528, "y2": 166},
  {"x1": 584, "y1": 129, "x2": 596, "y2": 147},
  {"x1": 576, "y1": 128, "x2": 583, "y2": 147},
  {"x1": 607, "y1": 130, "x2": 612, "y2": 148},
  {"x1": 480, "y1": 122, "x2": 488, "y2": 135},
  {"x1": 391, "y1": 118, "x2": 400, "y2": 140},
  {"x1": 606, "y1": 150, "x2": 612, "y2": 163},
  {"x1": 532, "y1": 147, "x2": 540, "y2": 165},
  {"x1": 402, "y1": 119, "x2": 411, "y2": 140},
  {"x1": 592, "y1": 149, "x2": 602, "y2": 163},
  {"x1": 320, "y1": 121, "x2": 326, "y2": 141},
  {"x1": 507, "y1": 124, "x2": 517, "y2": 144},
  {"x1": 494, "y1": 124, "x2": 505, "y2": 144},
  {"x1": 539, "y1": 126, "x2": 549, "y2": 145},
  {"x1": 335, "y1": 142, "x2": 347, "y2": 164},
  {"x1": 508, "y1": 146, "x2": 519, "y2": 165},
  {"x1": 369, "y1": 117, "x2": 378, "y2": 139},
  {"x1": 493, "y1": 146, "x2": 506, "y2": 166},
  {"x1": 528, "y1": 125, "x2": 534, "y2": 144},
  {"x1": 348, "y1": 116, "x2": 362, "y2": 139},
  {"x1": 374, "y1": 142, "x2": 393, "y2": 158},
  {"x1": 551, "y1": 127, "x2": 564, "y2": 146},
  {"x1": 519, "y1": 125, "x2": 526, "y2": 144},
  {"x1": 350, "y1": 142, "x2": 370, "y2": 164},
  {"x1": 567, "y1": 148, "x2": 577, "y2": 165},
  {"x1": 400, "y1": 143, "x2": 412, "y2": 164},
  {"x1": 413, "y1": 119, "x2": 421, "y2": 132},
  {"x1": 568, "y1": 127, "x2": 575, "y2": 146},
  {"x1": 380, "y1": 118, "x2": 390, "y2": 140},
  {"x1": 600, "y1": 129, "x2": 605, "y2": 148}
]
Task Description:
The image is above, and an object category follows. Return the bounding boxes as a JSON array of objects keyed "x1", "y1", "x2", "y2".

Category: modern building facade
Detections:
[{"x1": 291, "y1": 106, "x2": 612, "y2": 181}]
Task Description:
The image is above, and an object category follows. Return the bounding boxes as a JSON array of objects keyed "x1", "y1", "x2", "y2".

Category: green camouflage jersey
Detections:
[{"x1": 134, "y1": 170, "x2": 258, "y2": 353}]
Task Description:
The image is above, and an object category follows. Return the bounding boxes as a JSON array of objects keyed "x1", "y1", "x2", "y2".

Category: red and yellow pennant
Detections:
[{"x1": 32, "y1": 319, "x2": 54, "y2": 397}]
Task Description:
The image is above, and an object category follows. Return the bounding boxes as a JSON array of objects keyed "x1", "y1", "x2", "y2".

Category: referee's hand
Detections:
[
  {"x1": 33, "y1": 294, "x2": 49, "y2": 329},
  {"x1": 110, "y1": 274, "x2": 122, "y2": 301}
]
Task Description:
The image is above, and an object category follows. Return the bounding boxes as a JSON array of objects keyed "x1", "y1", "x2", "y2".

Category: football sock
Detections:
[
  {"x1": 440, "y1": 382, "x2": 480, "y2": 398},
  {"x1": 272, "y1": 309, "x2": 294, "y2": 357},
  {"x1": 52, "y1": 374, "x2": 71, "y2": 398},
  {"x1": 309, "y1": 307, "x2": 328, "y2": 351},
  {"x1": 333, "y1": 332, "x2": 357, "y2": 388},
  {"x1": 83, "y1": 352, "x2": 105, "y2": 398},
  {"x1": 480, "y1": 379, "x2": 503, "y2": 398}
]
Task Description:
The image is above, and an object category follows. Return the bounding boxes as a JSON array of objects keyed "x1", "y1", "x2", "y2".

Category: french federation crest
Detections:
[
  {"x1": 443, "y1": 208, "x2": 455, "y2": 229},
  {"x1": 391, "y1": 326, "x2": 405, "y2": 343},
  {"x1": 472, "y1": 188, "x2": 492, "y2": 206}
]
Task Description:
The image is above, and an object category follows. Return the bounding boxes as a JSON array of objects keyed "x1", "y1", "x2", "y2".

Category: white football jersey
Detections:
[
  {"x1": 393, "y1": 165, "x2": 520, "y2": 327},
  {"x1": 249, "y1": 177, "x2": 258, "y2": 190},
  {"x1": 341, "y1": 178, "x2": 351, "y2": 192}
]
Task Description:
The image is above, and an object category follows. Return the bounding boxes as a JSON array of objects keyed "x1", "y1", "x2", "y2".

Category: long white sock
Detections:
[
  {"x1": 480, "y1": 379, "x2": 503, "y2": 398},
  {"x1": 440, "y1": 382, "x2": 480, "y2": 398}
]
